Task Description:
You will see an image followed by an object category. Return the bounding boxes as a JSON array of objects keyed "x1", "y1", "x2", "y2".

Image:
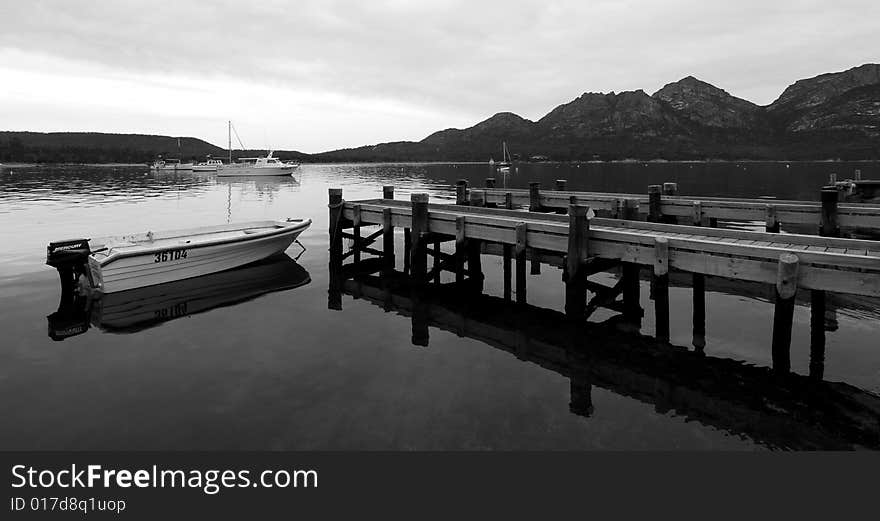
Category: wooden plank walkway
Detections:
[
  {"x1": 340, "y1": 198, "x2": 880, "y2": 298},
  {"x1": 338, "y1": 272, "x2": 880, "y2": 450},
  {"x1": 475, "y1": 185, "x2": 880, "y2": 231}
]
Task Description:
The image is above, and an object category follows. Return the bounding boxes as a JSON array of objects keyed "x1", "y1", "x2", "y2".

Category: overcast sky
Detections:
[{"x1": 1, "y1": 0, "x2": 877, "y2": 153}]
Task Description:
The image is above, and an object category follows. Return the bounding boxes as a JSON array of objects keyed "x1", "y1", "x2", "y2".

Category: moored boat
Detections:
[
  {"x1": 46, "y1": 219, "x2": 311, "y2": 294},
  {"x1": 193, "y1": 159, "x2": 224, "y2": 172},
  {"x1": 217, "y1": 152, "x2": 298, "y2": 177},
  {"x1": 150, "y1": 159, "x2": 194, "y2": 171}
]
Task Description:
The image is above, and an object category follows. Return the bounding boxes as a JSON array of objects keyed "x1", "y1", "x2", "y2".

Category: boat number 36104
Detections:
[{"x1": 154, "y1": 249, "x2": 188, "y2": 263}]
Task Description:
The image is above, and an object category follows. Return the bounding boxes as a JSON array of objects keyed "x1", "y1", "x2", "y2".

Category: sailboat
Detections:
[
  {"x1": 497, "y1": 141, "x2": 512, "y2": 173},
  {"x1": 217, "y1": 121, "x2": 299, "y2": 177},
  {"x1": 150, "y1": 138, "x2": 194, "y2": 171}
]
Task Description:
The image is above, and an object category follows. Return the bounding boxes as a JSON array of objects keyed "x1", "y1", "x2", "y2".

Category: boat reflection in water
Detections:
[
  {"x1": 332, "y1": 265, "x2": 880, "y2": 450},
  {"x1": 48, "y1": 254, "x2": 310, "y2": 340}
]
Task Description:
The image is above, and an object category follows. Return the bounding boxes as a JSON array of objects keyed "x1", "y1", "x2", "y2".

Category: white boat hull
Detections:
[
  {"x1": 84, "y1": 220, "x2": 310, "y2": 293},
  {"x1": 217, "y1": 165, "x2": 299, "y2": 177}
]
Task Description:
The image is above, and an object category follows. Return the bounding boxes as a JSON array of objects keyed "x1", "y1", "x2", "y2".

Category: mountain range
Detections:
[{"x1": 2, "y1": 64, "x2": 878, "y2": 163}]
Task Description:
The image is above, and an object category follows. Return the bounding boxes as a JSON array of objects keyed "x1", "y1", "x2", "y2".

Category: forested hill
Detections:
[{"x1": 0, "y1": 132, "x2": 312, "y2": 164}]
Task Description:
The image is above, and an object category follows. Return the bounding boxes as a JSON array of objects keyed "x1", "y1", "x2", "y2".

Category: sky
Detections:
[{"x1": 0, "y1": 0, "x2": 878, "y2": 153}]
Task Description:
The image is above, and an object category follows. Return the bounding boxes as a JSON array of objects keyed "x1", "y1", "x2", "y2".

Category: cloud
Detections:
[{"x1": 1, "y1": 0, "x2": 878, "y2": 150}]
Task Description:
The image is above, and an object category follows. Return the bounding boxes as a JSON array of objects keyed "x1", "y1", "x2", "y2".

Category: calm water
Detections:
[{"x1": 1, "y1": 161, "x2": 879, "y2": 450}]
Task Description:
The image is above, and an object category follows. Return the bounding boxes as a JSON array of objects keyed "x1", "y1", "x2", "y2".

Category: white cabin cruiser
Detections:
[
  {"x1": 217, "y1": 151, "x2": 299, "y2": 177},
  {"x1": 47, "y1": 219, "x2": 311, "y2": 294}
]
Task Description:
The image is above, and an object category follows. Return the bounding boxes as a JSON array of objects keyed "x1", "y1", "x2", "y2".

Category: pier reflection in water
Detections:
[
  {"x1": 49, "y1": 254, "x2": 310, "y2": 340},
  {"x1": 332, "y1": 266, "x2": 880, "y2": 450}
]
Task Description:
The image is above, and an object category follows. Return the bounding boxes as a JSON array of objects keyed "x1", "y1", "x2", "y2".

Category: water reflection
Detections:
[
  {"x1": 335, "y1": 267, "x2": 880, "y2": 450},
  {"x1": 48, "y1": 254, "x2": 310, "y2": 340}
]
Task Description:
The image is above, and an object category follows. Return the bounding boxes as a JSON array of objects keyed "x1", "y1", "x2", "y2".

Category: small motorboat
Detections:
[
  {"x1": 47, "y1": 219, "x2": 311, "y2": 294},
  {"x1": 150, "y1": 159, "x2": 194, "y2": 171}
]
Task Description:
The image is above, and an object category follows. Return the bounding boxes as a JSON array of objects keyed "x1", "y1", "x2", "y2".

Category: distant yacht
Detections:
[
  {"x1": 218, "y1": 121, "x2": 299, "y2": 177},
  {"x1": 193, "y1": 158, "x2": 224, "y2": 172},
  {"x1": 150, "y1": 159, "x2": 193, "y2": 171},
  {"x1": 497, "y1": 141, "x2": 512, "y2": 173}
]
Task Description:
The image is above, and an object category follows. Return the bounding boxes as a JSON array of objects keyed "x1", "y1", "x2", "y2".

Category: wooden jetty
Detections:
[
  {"x1": 329, "y1": 184, "x2": 880, "y2": 367},
  {"x1": 472, "y1": 180, "x2": 880, "y2": 234},
  {"x1": 334, "y1": 269, "x2": 880, "y2": 450}
]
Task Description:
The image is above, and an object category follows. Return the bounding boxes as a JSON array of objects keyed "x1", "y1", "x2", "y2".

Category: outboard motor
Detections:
[{"x1": 46, "y1": 239, "x2": 92, "y2": 295}]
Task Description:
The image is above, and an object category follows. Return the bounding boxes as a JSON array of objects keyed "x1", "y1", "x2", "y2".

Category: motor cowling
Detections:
[{"x1": 46, "y1": 238, "x2": 91, "y2": 269}]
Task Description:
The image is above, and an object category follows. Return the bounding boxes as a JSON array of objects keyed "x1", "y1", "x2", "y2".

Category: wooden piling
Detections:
[
  {"x1": 810, "y1": 289, "x2": 826, "y2": 381},
  {"x1": 455, "y1": 216, "x2": 466, "y2": 284},
  {"x1": 771, "y1": 253, "x2": 799, "y2": 373},
  {"x1": 455, "y1": 179, "x2": 468, "y2": 205},
  {"x1": 485, "y1": 177, "x2": 496, "y2": 189},
  {"x1": 403, "y1": 228, "x2": 412, "y2": 275},
  {"x1": 622, "y1": 198, "x2": 639, "y2": 221},
  {"x1": 503, "y1": 243, "x2": 512, "y2": 300},
  {"x1": 765, "y1": 204, "x2": 780, "y2": 233},
  {"x1": 352, "y1": 204, "x2": 362, "y2": 263},
  {"x1": 662, "y1": 182, "x2": 678, "y2": 196},
  {"x1": 515, "y1": 222, "x2": 527, "y2": 304},
  {"x1": 410, "y1": 193, "x2": 429, "y2": 281},
  {"x1": 382, "y1": 185, "x2": 394, "y2": 200},
  {"x1": 564, "y1": 205, "x2": 589, "y2": 319},
  {"x1": 855, "y1": 169, "x2": 862, "y2": 181},
  {"x1": 504, "y1": 192, "x2": 513, "y2": 210},
  {"x1": 622, "y1": 263, "x2": 641, "y2": 321},
  {"x1": 529, "y1": 182, "x2": 542, "y2": 212},
  {"x1": 648, "y1": 185, "x2": 662, "y2": 223},
  {"x1": 653, "y1": 237, "x2": 670, "y2": 342},
  {"x1": 820, "y1": 188, "x2": 839, "y2": 237},
  {"x1": 469, "y1": 189, "x2": 486, "y2": 208},
  {"x1": 692, "y1": 273, "x2": 706, "y2": 352},
  {"x1": 556, "y1": 179, "x2": 567, "y2": 191},
  {"x1": 692, "y1": 201, "x2": 703, "y2": 227},
  {"x1": 328, "y1": 188, "x2": 344, "y2": 310},
  {"x1": 382, "y1": 207, "x2": 394, "y2": 268},
  {"x1": 433, "y1": 239, "x2": 441, "y2": 284}
]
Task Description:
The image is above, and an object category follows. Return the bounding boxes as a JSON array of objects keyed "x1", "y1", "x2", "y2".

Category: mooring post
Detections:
[
  {"x1": 556, "y1": 179, "x2": 567, "y2": 191},
  {"x1": 765, "y1": 204, "x2": 780, "y2": 233},
  {"x1": 529, "y1": 182, "x2": 542, "y2": 212},
  {"x1": 403, "y1": 228, "x2": 412, "y2": 275},
  {"x1": 469, "y1": 189, "x2": 486, "y2": 208},
  {"x1": 455, "y1": 216, "x2": 466, "y2": 284},
  {"x1": 411, "y1": 290, "x2": 429, "y2": 347},
  {"x1": 382, "y1": 207, "x2": 394, "y2": 268},
  {"x1": 328, "y1": 188, "x2": 344, "y2": 311},
  {"x1": 693, "y1": 272, "x2": 706, "y2": 352},
  {"x1": 383, "y1": 185, "x2": 394, "y2": 200},
  {"x1": 622, "y1": 198, "x2": 639, "y2": 221},
  {"x1": 432, "y1": 239, "x2": 441, "y2": 284},
  {"x1": 692, "y1": 201, "x2": 703, "y2": 227},
  {"x1": 504, "y1": 191, "x2": 513, "y2": 210},
  {"x1": 515, "y1": 222, "x2": 528, "y2": 304},
  {"x1": 410, "y1": 193, "x2": 429, "y2": 281},
  {"x1": 771, "y1": 253, "x2": 799, "y2": 374},
  {"x1": 855, "y1": 169, "x2": 862, "y2": 181},
  {"x1": 648, "y1": 185, "x2": 662, "y2": 223},
  {"x1": 662, "y1": 182, "x2": 678, "y2": 196},
  {"x1": 653, "y1": 237, "x2": 670, "y2": 342},
  {"x1": 622, "y1": 263, "x2": 642, "y2": 322},
  {"x1": 810, "y1": 289, "x2": 826, "y2": 381},
  {"x1": 829, "y1": 172, "x2": 837, "y2": 183},
  {"x1": 485, "y1": 177, "x2": 496, "y2": 189},
  {"x1": 564, "y1": 205, "x2": 589, "y2": 319},
  {"x1": 503, "y1": 243, "x2": 512, "y2": 301},
  {"x1": 820, "y1": 188, "x2": 839, "y2": 237},
  {"x1": 455, "y1": 179, "x2": 468, "y2": 205},
  {"x1": 352, "y1": 203, "x2": 362, "y2": 264},
  {"x1": 467, "y1": 240, "x2": 483, "y2": 288}
]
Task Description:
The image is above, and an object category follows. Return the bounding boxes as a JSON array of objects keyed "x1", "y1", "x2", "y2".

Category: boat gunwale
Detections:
[{"x1": 95, "y1": 219, "x2": 311, "y2": 266}]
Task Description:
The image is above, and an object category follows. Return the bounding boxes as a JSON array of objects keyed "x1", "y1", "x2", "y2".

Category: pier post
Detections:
[
  {"x1": 467, "y1": 240, "x2": 483, "y2": 288},
  {"x1": 771, "y1": 253, "x2": 799, "y2": 374},
  {"x1": 529, "y1": 182, "x2": 542, "y2": 212},
  {"x1": 622, "y1": 198, "x2": 639, "y2": 221},
  {"x1": 328, "y1": 188, "x2": 344, "y2": 310},
  {"x1": 693, "y1": 272, "x2": 706, "y2": 352},
  {"x1": 855, "y1": 169, "x2": 862, "y2": 181},
  {"x1": 648, "y1": 185, "x2": 662, "y2": 223},
  {"x1": 411, "y1": 193, "x2": 429, "y2": 281},
  {"x1": 411, "y1": 290, "x2": 429, "y2": 347},
  {"x1": 810, "y1": 289, "x2": 826, "y2": 381},
  {"x1": 692, "y1": 201, "x2": 703, "y2": 227},
  {"x1": 352, "y1": 204, "x2": 361, "y2": 264},
  {"x1": 403, "y1": 228, "x2": 412, "y2": 275},
  {"x1": 662, "y1": 182, "x2": 678, "y2": 196},
  {"x1": 515, "y1": 222, "x2": 528, "y2": 304},
  {"x1": 383, "y1": 185, "x2": 394, "y2": 200},
  {"x1": 382, "y1": 208, "x2": 395, "y2": 268},
  {"x1": 504, "y1": 192, "x2": 513, "y2": 210},
  {"x1": 556, "y1": 179, "x2": 567, "y2": 191},
  {"x1": 455, "y1": 216, "x2": 466, "y2": 284},
  {"x1": 455, "y1": 179, "x2": 468, "y2": 205},
  {"x1": 820, "y1": 188, "x2": 839, "y2": 237},
  {"x1": 503, "y1": 244, "x2": 512, "y2": 300},
  {"x1": 653, "y1": 237, "x2": 670, "y2": 342},
  {"x1": 485, "y1": 177, "x2": 496, "y2": 188},
  {"x1": 469, "y1": 189, "x2": 486, "y2": 208},
  {"x1": 622, "y1": 263, "x2": 642, "y2": 322},
  {"x1": 765, "y1": 204, "x2": 780, "y2": 233},
  {"x1": 564, "y1": 205, "x2": 589, "y2": 319},
  {"x1": 433, "y1": 239, "x2": 441, "y2": 284}
]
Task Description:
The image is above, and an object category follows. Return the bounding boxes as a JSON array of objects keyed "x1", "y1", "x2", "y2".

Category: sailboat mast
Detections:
[{"x1": 228, "y1": 121, "x2": 232, "y2": 164}]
